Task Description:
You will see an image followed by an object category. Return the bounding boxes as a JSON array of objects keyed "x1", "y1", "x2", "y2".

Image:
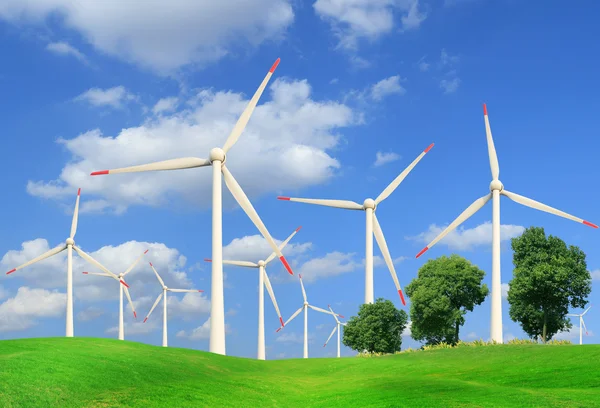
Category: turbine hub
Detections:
[
  {"x1": 119, "y1": 273, "x2": 124, "y2": 278},
  {"x1": 304, "y1": 301, "x2": 308, "y2": 306},
  {"x1": 258, "y1": 260, "x2": 266, "y2": 267},
  {"x1": 209, "y1": 147, "x2": 225, "y2": 163},
  {"x1": 163, "y1": 286, "x2": 168, "y2": 291},
  {"x1": 490, "y1": 179, "x2": 504, "y2": 192},
  {"x1": 363, "y1": 198, "x2": 376, "y2": 209},
  {"x1": 66, "y1": 238, "x2": 75, "y2": 246}
]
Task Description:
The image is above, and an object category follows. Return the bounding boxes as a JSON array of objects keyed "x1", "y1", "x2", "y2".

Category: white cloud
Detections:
[
  {"x1": 409, "y1": 221, "x2": 525, "y2": 251},
  {"x1": 591, "y1": 269, "x2": 600, "y2": 281},
  {"x1": 374, "y1": 151, "x2": 400, "y2": 167},
  {"x1": 440, "y1": 77, "x2": 461, "y2": 94},
  {"x1": 0, "y1": 285, "x2": 8, "y2": 300},
  {"x1": 222, "y1": 234, "x2": 312, "y2": 263},
  {"x1": 0, "y1": 287, "x2": 66, "y2": 332},
  {"x1": 27, "y1": 78, "x2": 358, "y2": 213},
  {"x1": 437, "y1": 49, "x2": 460, "y2": 94},
  {"x1": 106, "y1": 319, "x2": 160, "y2": 336},
  {"x1": 75, "y1": 86, "x2": 137, "y2": 109},
  {"x1": 440, "y1": 49, "x2": 459, "y2": 66},
  {"x1": 77, "y1": 306, "x2": 104, "y2": 322},
  {"x1": 554, "y1": 324, "x2": 592, "y2": 342},
  {"x1": 152, "y1": 97, "x2": 179, "y2": 115},
  {"x1": 276, "y1": 331, "x2": 314, "y2": 343},
  {"x1": 417, "y1": 56, "x2": 430, "y2": 72},
  {"x1": 313, "y1": 0, "x2": 426, "y2": 50},
  {"x1": 501, "y1": 283, "x2": 510, "y2": 299},
  {"x1": 294, "y1": 252, "x2": 361, "y2": 283},
  {"x1": 45, "y1": 42, "x2": 88, "y2": 63},
  {"x1": 402, "y1": 320, "x2": 412, "y2": 338},
  {"x1": 0, "y1": 0, "x2": 294, "y2": 74},
  {"x1": 176, "y1": 317, "x2": 232, "y2": 340},
  {"x1": 370, "y1": 75, "x2": 406, "y2": 101}
]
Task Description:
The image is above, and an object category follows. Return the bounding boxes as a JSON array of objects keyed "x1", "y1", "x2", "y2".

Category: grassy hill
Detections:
[{"x1": 0, "y1": 338, "x2": 599, "y2": 407}]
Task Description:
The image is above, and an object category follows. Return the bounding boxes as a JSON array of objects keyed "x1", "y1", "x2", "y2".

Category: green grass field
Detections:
[{"x1": 1, "y1": 338, "x2": 599, "y2": 407}]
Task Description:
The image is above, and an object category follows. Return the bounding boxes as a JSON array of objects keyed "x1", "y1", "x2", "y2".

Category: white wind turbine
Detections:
[
  {"x1": 143, "y1": 262, "x2": 204, "y2": 347},
  {"x1": 204, "y1": 226, "x2": 301, "y2": 360},
  {"x1": 323, "y1": 304, "x2": 346, "y2": 358},
  {"x1": 82, "y1": 249, "x2": 148, "y2": 340},
  {"x1": 278, "y1": 143, "x2": 434, "y2": 305},
  {"x1": 277, "y1": 274, "x2": 341, "y2": 359},
  {"x1": 5, "y1": 188, "x2": 124, "y2": 337},
  {"x1": 567, "y1": 305, "x2": 592, "y2": 345},
  {"x1": 415, "y1": 104, "x2": 598, "y2": 344},
  {"x1": 90, "y1": 58, "x2": 295, "y2": 355}
]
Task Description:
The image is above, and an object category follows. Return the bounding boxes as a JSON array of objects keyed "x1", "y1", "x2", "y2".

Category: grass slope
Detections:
[{"x1": 1, "y1": 338, "x2": 599, "y2": 407}]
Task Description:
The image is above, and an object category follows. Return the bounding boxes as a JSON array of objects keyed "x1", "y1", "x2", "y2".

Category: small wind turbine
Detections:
[
  {"x1": 415, "y1": 104, "x2": 597, "y2": 344},
  {"x1": 323, "y1": 304, "x2": 346, "y2": 358},
  {"x1": 82, "y1": 249, "x2": 148, "y2": 340},
  {"x1": 5, "y1": 188, "x2": 122, "y2": 337},
  {"x1": 205, "y1": 226, "x2": 301, "y2": 360},
  {"x1": 277, "y1": 274, "x2": 341, "y2": 359},
  {"x1": 567, "y1": 305, "x2": 592, "y2": 345},
  {"x1": 143, "y1": 262, "x2": 204, "y2": 347},
  {"x1": 90, "y1": 59, "x2": 293, "y2": 355},
  {"x1": 277, "y1": 143, "x2": 434, "y2": 305}
]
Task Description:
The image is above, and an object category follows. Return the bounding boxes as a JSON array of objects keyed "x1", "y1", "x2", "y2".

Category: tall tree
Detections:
[
  {"x1": 342, "y1": 298, "x2": 408, "y2": 354},
  {"x1": 508, "y1": 226, "x2": 591, "y2": 342},
  {"x1": 405, "y1": 255, "x2": 488, "y2": 345}
]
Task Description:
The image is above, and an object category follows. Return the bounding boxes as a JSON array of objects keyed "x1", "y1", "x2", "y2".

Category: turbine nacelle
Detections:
[
  {"x1": 163, "y1": 285, "x2": 168, "y2": 291},
  {"x1": 363, "y1": 198, "x2": 376, "y2": 210},
  {"x1": 66, "y1": 238, "x2": 75, "y2": 246},
  {"x1": 490, "y1": 179, "x2": 504, "y2": 192},
  {"x1": 258, "y1": 260, "x2": 266, "y2": 267},
  {"x1": 210, "y1": 147, "x2": 226, "y2": 164}
]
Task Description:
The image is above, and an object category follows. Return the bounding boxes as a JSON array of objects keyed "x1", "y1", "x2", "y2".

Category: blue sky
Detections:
[{"x1": 1, "y1": 0, "x2": 599, "y2": 359}]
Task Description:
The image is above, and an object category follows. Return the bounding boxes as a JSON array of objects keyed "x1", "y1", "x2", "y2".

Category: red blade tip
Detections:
[
  {"x1": 133, "y1": 312, "x2": 137, "y2": 318},
  {"x1": 90, "y1": 170, "x2": 109, "y2": 176},
  {"x1": 424, "y1": 143, "x2": 434, "y2": 153},
  {"x1": 483, "y1": 103, "x2": 488, "y2": 116},
  {"x1": 120, "y1": 280, "x2": 130, "y2": 288},
  {"x1": 204, "y1": 258, "x2": 212, "y2": 262},
  {"x1": 82, "y1": 272, "x2": 89, "y2": 274},
  {"x1": 6, "y1": 268, "x2": 16, "y2": 275},
  {"x1": 149, "y1": 262, "x2": 153, "y2": 266},
  {"x1": 583, "y1": 221, "x2": 598, "y2": 228},
  {"x1": 276, "y1": 327, "x2": 282, "y2": 333},
  {"x1": 144, "y1": 250, "x2": 149, "y2": 254},
  {"x1": 298, "y1": 274, "x2": 302, "y2": 279},
  {"x1": 77, "y1": 188, "x2": 81, "y2": 196},
  {"x1": 277, "y1": 196, "x2": 290, "y2": 201},
  {"x1": 323, "y1": 344, "x2": 326, "y2": 347},
  {"x1": 399, "y1": 290, "x2": 406, "y2": 306},
  {"x1": 269, "y1": 58, "x2": 281, "y2": 73},
  {"x1": 295, "y1": 226, "x2": 302, "y2": 232},
  {"x1": 198, "y1": 290, "x2": 203, "y2": 292},
  {"x1": 279, "y1": 317, "x2": 284, "y2": 326},
  {"x1": 339, "y1": 315, "x2": 345, "y2": 319},
  {"x1": 279, "y1": 256, "x2": 294, "y2": 275},
  {"x1": 143, "y1": 317, "x2": 148, "y2": 323},
  {"x1": 416, "y1": 247, "x2": 429, "y2": 258}
]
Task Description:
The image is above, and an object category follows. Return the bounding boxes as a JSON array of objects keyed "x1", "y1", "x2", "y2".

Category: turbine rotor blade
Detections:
[
  {"x1": 82, "y1": 271, "x2": 111, "y2": 277},
  {"x1": 483, "y1": 104, "x2": 500, "y2": 180},
  {"x1": 308, "y1": 304, "x2": 334, "y2": 315},
  {"x1": 324, "y1": 326, "x2": 337, "y2": 347},
  {"x1": 123, "y1": 286, "x2": 136, "y2": 318},
  {"x1": 375, "y1": 143, "x2": 434, "y2": 205},
  {"x1": 143, "y1": 292, "x2": 163, "y2": 323},
  {"x1": 222, "y1": 58, "x2": 280, "y2": 153},
  {"x1": 581, "y1": 318, "x2": 589, "y2": 335},
  {"x1": 90, "y1": 157, "x2": 211, "y2": 176},
  {"x1": 6, "y1": 244, "x2": 67, "y2": 275},
  {"x1": 222, "y1": 165, "x2": 293, "y2": 275},
  {"x1": 328, "y1": 305, "x2": 340, "y2": 324},
  {"x1": 263, "y1": 269, "x2": 283, "y2": 326},
  {"x1": 223, "y1": 260, "x2": 259, "y2": 268},
  {"x1": 277, "y1": 196, "x2": 363, "y2": 210},
  {"x1": 277, "y1": 306, "x2": 304, "y2": 331},
  {"x1": 70, "y1": 188, "x2": 81, "y2": 239},
  {"x1": 123, "y1": 249, "x2": 149, "y2": 276},
  {"x1": 168, "y1": 289, "x2": 203, "y2": 293},
  {"x1": 149, "y1": 262, "x2": 165, "y2": 287},
  {"x1": 501, "y1": 190, "x2": 598, "y2": 228},
  {"x1": 583, "y1": 304, "x2": 593, "y2": 316},
  {"x1": 73, "y1": 246, "x2": 118, "y2": 279},
  {"x1": 372, "y1": 213, "x2": 405, "y2": 305},
  {"x1": 416, "y1": 193, "x2": 492, "y2": 258},
  {"x1": 265, "y1": 226, "x2": 302, "y2": 265},
  {"x1": 298, "y1": 274, "x2": 307, "y2": 303}
]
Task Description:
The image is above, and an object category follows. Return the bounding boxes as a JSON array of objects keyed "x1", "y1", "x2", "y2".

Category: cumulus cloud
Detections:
[
  {"x1": 106, "y1": 319, "x2": 160, "y2": 336},
  {"x1": 74, "y1": 86, "x2": 138, "y2": 109},
  {"x1": 77, "y1": 306, "x2": 104, "y2": 322},
  {"x1": 176, "y1": 317, "x2": 232, "y2": 340},
  {"x1": 402, "y1": 320, "x2": 412, "y2": 338},
  {"x1": 152, "y1": 97, "x2": 179, "y2": 115},
  {"x1": 374, "y1": 151, "x2": 400, "y2": 167},
  {"x1": 26, "y1": 78, "x2": 359, "y2": 213},
  {"x1": 590, "y1": 269, "x2": 600, "y2": 281},
  {"x1": 276, "y1": 331, "x2": 314, "y2": 344},
  {"x1": 45, "y1": 42, "x2": 88, "y2": 63},
  {"x1": 222, "y1": 233, "x2": 312, "y2": 263},
  {"x1": 0, "y1": 0, "x2": 294, "y2": 74},
  {"x1": 409, "y1": 221, "x2": 525, "y2": 251},
  {"x1": 0, "y1": 287, "x2": 66, "y2": 332},
  {"x1": 501, "y1": 283, "x2": 510, "y2": 299},
  {"x1": 313, "y1": 0, "x2": 426, "y2": 50},
  {"x1": 440, "y1": 78, "x2": 461, "y2": 94},
  {"x1": 370, "y1": 75, "x2": 406, "y2": 101}
]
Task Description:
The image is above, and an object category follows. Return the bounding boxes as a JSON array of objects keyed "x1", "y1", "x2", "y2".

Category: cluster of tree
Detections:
[{"x1": 342, "y1": 226, "x2": 592, "y2": 353}]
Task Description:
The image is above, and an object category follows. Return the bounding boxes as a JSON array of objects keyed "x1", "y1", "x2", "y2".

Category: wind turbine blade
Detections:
[
  {"x1": 566, "y1": 314, "x2": 579, "y2": 317},
  {"x1": 324, "y1": 326, "x2": 337, "y2": 347},
  {"x1": 215, "y1": 259, "x2": 258, "y2": 268},
  {"x1": 6, "y1": 244, "x2": 67, "y2": 275},
  {"x1": 375, "y1": 143, "x2": 434, "y2": 205},
  {"x1": 265, "y1": 226, "x2": 302, "y2": 265},
  {"x1": 299, "y1": 274, "x2": 308, "y2": 303},
  {"x1": 222, "y1": 165, "x2": 293, "y2": 275},
  {"x1": 70, "y1": 188, "x2": 81, "y2": 239},
  {"x1": 90, "y1": 157, "x2": 211, "y2": 176},
  {"x1": 581, "y1": 318, "x2": 589, "y2": 335},
  {"x1": 82, "y1": 271, "x2": 111, "y2": 277},
  {"x1": 483, "y1": 104, "x2": 500, "y2": 180},
  {"x1": 416, "y1": 193, "x2": 492, "y2": 258},
  {"x1": 277, "y1": 306, "x2": 304, "y2": 331},
  {"x1": 501, "y1": 190, "x2": 598, "y2": 228},
  {"x1": 263, "y1": 269, "x2": 284, "y2": 327},
  {"x1": 372, "y1": 213, "x2": 406, "y2": 305},
  {"x1": 168, "y1": 288, "x2": 204, "y2": 293},
  {"x1": 583, "y1": 304, "x2": 593, "y2": 316},
  {"x1": 143, "y1": 292, "x2": 163, "y2": 323},
  {"x1": 123, "y1": 249, "x2": 149, "y2": 276},
  {"x1": 123, "y1": 286, "x2": 137, "y2": 318},
  {"x1": 149, "y1": 263, "x2": 165, "y2": 286},
  {"x1": 277, "y1": 196, "x2": 363, "y2": 210},
  {"x1": 72, "y1": 246, "x2": 118, "y2": 279},
  {"x1": 328, "y1": 305, "x2": 340, "y2": 324},
  {"x1": 308, "y1": 305, "x2": 334, "y2": 315},
  {"x1": 222, "y1": 58, "x2": 280, "y2": 153}
]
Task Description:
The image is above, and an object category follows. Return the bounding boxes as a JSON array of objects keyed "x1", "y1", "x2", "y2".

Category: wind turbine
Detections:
[
  {"x1": 567, "y1": 305, "x2": 592, "y2": 345},
  {"x1": 276, "y1": 274, "x2": 341, "y2": 359},
  {"x1": 5, "y1": 188, "x2": 123, "y2": 337},
  {"x1": 323, "y1": 304, "x2": 346, "y2": 358},
  {"x1": 90, "y1": 58, "x2": 295, "y2": 355},
  {"x1": 143, "y1": 262, "x2": 204, "y2": 347},
  {"x1": 278, "y1": 143, "x2": 434, "y2": 305},
  {"x1": 204, "y1": 226, "x2": 301, "y2": 360},
  {"x1": 415, "y1": 104, "x2": 598, "y2": 344},
  {"x1": 82, "y1": 249, "x2": 148, "y2": 340}
]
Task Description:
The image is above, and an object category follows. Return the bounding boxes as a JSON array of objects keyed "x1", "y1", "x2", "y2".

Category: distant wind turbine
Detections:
[
  {"x1": 323, "y1": 305, "x2": 346, "y2": 358},
  {"x1": 567, "y1": 305, "x2": 592, "y2": 345}
]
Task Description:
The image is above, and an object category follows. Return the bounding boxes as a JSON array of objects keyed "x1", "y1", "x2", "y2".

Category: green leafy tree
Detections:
[
  {"x1": 508, "y1": 226, "x2": 591, "y2": 343},
  {"x1": 342, "y1": 298, "x2": 408, "y2": 353},
  {"x1": 405, "y1": 255, "x2": 489, "y2": 346}
]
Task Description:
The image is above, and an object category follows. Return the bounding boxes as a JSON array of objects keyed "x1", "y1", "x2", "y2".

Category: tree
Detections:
[
  {"x1": 342, "y1": 298, "x2": 408, "y2": 354},
  {"x1": 405, "y1": 254, "x2": 488, "y2": 346},
  {"x1": 508, "y1": 226, "x2": 591, "y2": 343}
]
